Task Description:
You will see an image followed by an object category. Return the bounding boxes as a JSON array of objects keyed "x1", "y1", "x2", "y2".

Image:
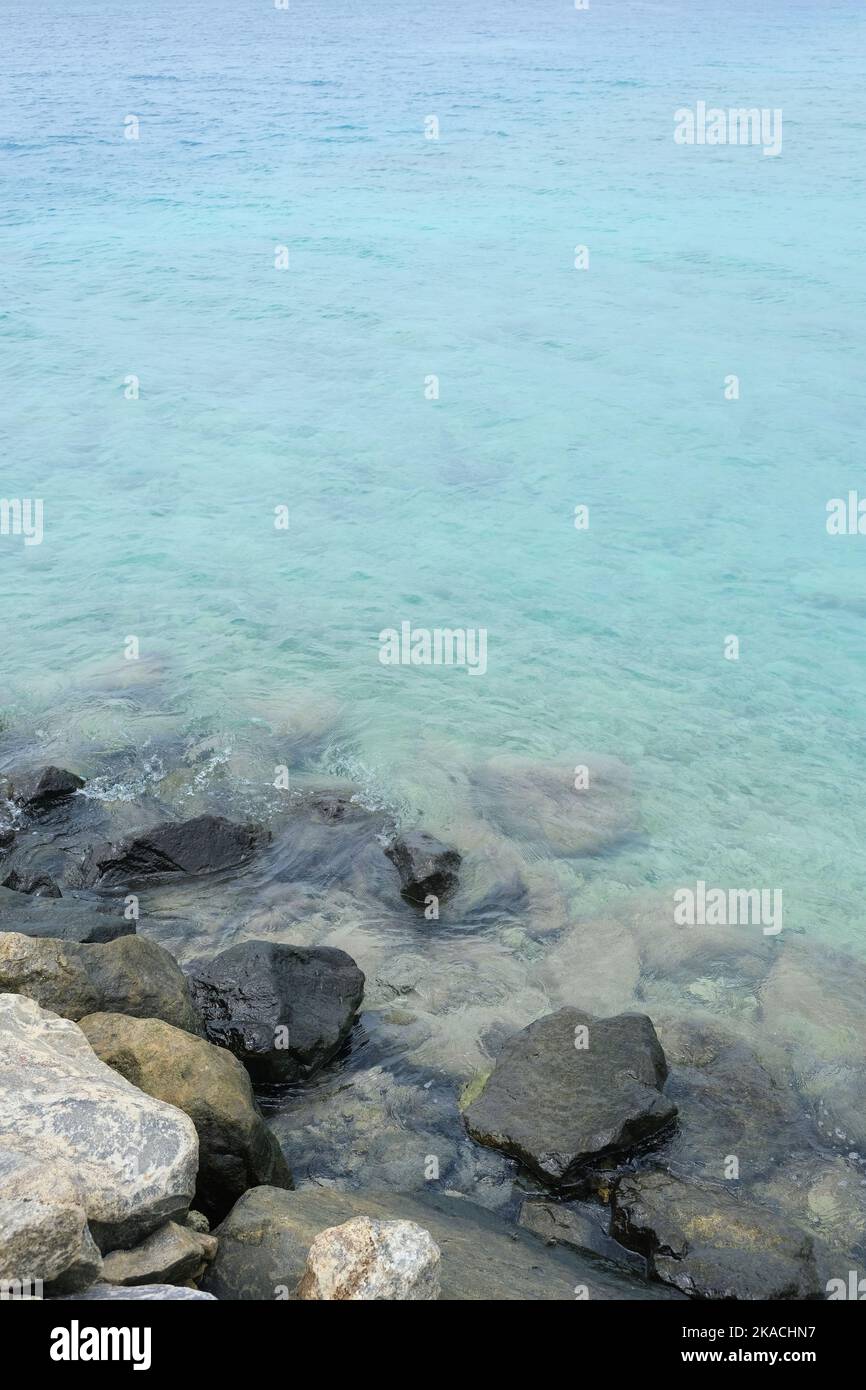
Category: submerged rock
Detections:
[
  {"x1": 298, "y1": 1216, "x2": 441, "y2": 1301},
  {"x1": 471, "y1": 753, "x2": 636, "y2": 857},
  {"x1": 83, "y1": 814, "x2": 269, "y2": 887},
  {"x1": 0, "y1": 766, "x2": 85, "y2": 814},
  {"x1": 101, "y1": 1220, "x2": 217, "y2": 1287},
  {"x1": 0, "y1": 994, "x2": 198, "y2": 1252},
  {"x1": 653, "y1": 1013, "x2": 807, "y2": 1181},
  {"x1": 0, "y1": 885, "x2": 134, "y2": 944},
  {"x1": 463, "y1": 1008, "x2": 677, "y2": 1186},
  {"x1": 384, "y1": 831, "x2": 461, "y2": 904},
  {"x1": 188, "y1": 940, "x2": 364, "y2": 1082},
  {"x1": 0, "y1": 932, "x2": 203, "y2": 1034},
  {"x1": 0, "y1": 1147, "x2": 103, "y2": 1294},
  {"x1": 268, "y1": 1062, "x2": 514, "y2": 1208},
  {"x1": 80, "y1": 1012, "x2": 293, "y2": 1222},
  {"x1": 202, "y1": 1186, "x2": 682, "y2": 1301},
  {"x1": 611, "y1": 1169, "x2": 821, "y2": 1300}
]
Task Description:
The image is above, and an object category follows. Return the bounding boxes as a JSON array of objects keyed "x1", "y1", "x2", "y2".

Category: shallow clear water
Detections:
[
  {"x1": 2, "y1": 0, "x2": 866, "y2": 1218},
  {"x1": 2, "y1": 0, "x2": 864, "y2": 949}
]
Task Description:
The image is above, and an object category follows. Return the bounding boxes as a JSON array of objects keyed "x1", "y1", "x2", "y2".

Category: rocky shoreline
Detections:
[{"x1": 1, "y1": 758, "x2": 865, "y2": 1300}]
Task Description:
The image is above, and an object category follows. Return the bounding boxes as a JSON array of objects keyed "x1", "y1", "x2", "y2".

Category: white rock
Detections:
[
  {"x1": 298, "y1": 1216, "x2": 440, "y2": 1300},
  {"x1": 0, "y1": 1148, "x2": 102, "y2": 1294},
  {"x1": 0, "y1": 994, "x2": 198, "y2": 1257}
]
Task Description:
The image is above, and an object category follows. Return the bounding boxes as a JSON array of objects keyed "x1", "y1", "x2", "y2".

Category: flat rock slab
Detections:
[
  {"x1": 187, "y1": 940, "x2": 364, "y2": 1082},
  {"x1": 612, "y1": 1169, "x2": 821, "y2": 1301},
  {"x1": 0, "y1": 932, "x2": 203, "y2": 1034},
  {"x1": 0, "y1": 994, "x2": 198, "y2": 1254},
  {"x1": 80, "y1": 1012, "x2": 293, "y2": 1223},
  {"x1": 0, "y1": 886, "x2": 133, "y2": 944},
  {"x1": 202, "y1": 1186, "x2": 683, "y2": 1301},
  {"x1": 463, "y1": 1008, "x2": 677, "y2": 1186},
  {"x1": 84, "y1": 814, "x2": 268, "y2": 887},
  {"x1": 54, "y1": 1283, "x2": 217, "y2": 1300}
]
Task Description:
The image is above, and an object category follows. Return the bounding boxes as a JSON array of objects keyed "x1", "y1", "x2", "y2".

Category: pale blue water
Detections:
[{"x1": 1, "y1": 0, "x2": 865, "y2": 960}]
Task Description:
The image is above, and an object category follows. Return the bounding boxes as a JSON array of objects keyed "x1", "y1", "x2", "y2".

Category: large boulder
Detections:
[
  {"x1": 384, "y1": 832, "x2": 461, "y2": 904},
  {"x1": 0, "y1": 994, "x2": 198, "y2": 1252},
  {"x1": 0, "y1": 932, "x2": 202, "y2": 1034},
  {"x1": 187, "y1": 940, "x2": 364, "y2": 1082},
  {"x1": 0, "y1": 1147, "x2": 103, "y2": 1295},
  {"x1": 0, "y1": 766, "x2": 84, "y2": 814},
  {"x1": 80, "y1": 1012, "x2": 293, "y2": 1222},
  {"x1": 0, "y1": 886, "x2": 133, "y2": 943},
  {"x1": 101, "y1": 1220, "x2": 217, "y2": 1287},
  {"x1": 297, "y1": 1216, "x2": 441, "y2": 1301},
  {"x1": 463, "y1": 1008, "x2": 677, "y2": 1186},
  {"x1": 611, "y1": 1169, "x2": 821, "y2": 1300},
  {"x1": 83, "y1": 814, "x2": 268, "y2": 887},
  {"x1": 202, "y1": 1186, "x2": 683, "y2": 1301}
]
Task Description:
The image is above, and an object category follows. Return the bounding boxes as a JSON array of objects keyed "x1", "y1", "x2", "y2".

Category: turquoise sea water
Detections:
[{"x1": 1, "y1": 0, "x2": 865, "y2": 964}]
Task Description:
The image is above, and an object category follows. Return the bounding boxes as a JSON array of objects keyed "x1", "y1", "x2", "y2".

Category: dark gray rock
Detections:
[
  {"x1": 188, "y1": 940, "x2": 364, "y2": 1082},
  {"x1": 202, "y1": 1186, "x2": 683, "y2": 1301},
  {"x1": 518, "y1": 1198, "x2": 647, "y2": 1273},
  {"x1": 463, "y1": 1008, "x2": 677, "y2": 1187},
  {"x1": 83, "y1": 814, "x2": 269, "y2": 887},
  {"x1": 384, "y1": 831, "x2": 461, "y2": 904},
  {"x1": 0, "y1": 932, "x2": 203, "y2": 1035},
  {"x1": 2, "y1": 869, "x2": 62, "y2": 898},
  {"x1": 0, "y1": 886, "x2": 133, "y2": 943},
  {"x1": 0, "y1": 766, "x2": 85, "y2": 814},
  {"x1": 611, "y1": 1169, "x2": 821, "y2": 1300}
]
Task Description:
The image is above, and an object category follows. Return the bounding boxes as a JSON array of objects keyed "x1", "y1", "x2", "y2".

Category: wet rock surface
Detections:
[
  {"x1": 84, "y1": 814, "x2": 269, "y2": 887},
  {"x1": 0, "y1": 932, "x2": 203, "y2": 1034},
  {"x1": 202, "y1": 1185, "x2": 684, "y2": 1301},
  {"x1": 0, "y1": 885, "x2": 134, "y2": 943},
  {"x1": 384, "y1": 831, "x2": 462, "y2": 904},
  {"x1": 518, "y1": 1197, "x2": 647, "y2": 1273},
  {"x1": 611, "y1": 1169, "x2": 822, "y2": 1300},
  {"x1": 0, "y1": 766, "x2": 85, "y2": 814},
  {"x1": 80, "y1": 1012, "x2": 293, "y2": 1222},
  {"x1": 187, "y1": 939, "x2": 365, "y2": 1082},
  {"x1": 463, "y1": 1008, "x2": 677, "y2": 1186}
]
